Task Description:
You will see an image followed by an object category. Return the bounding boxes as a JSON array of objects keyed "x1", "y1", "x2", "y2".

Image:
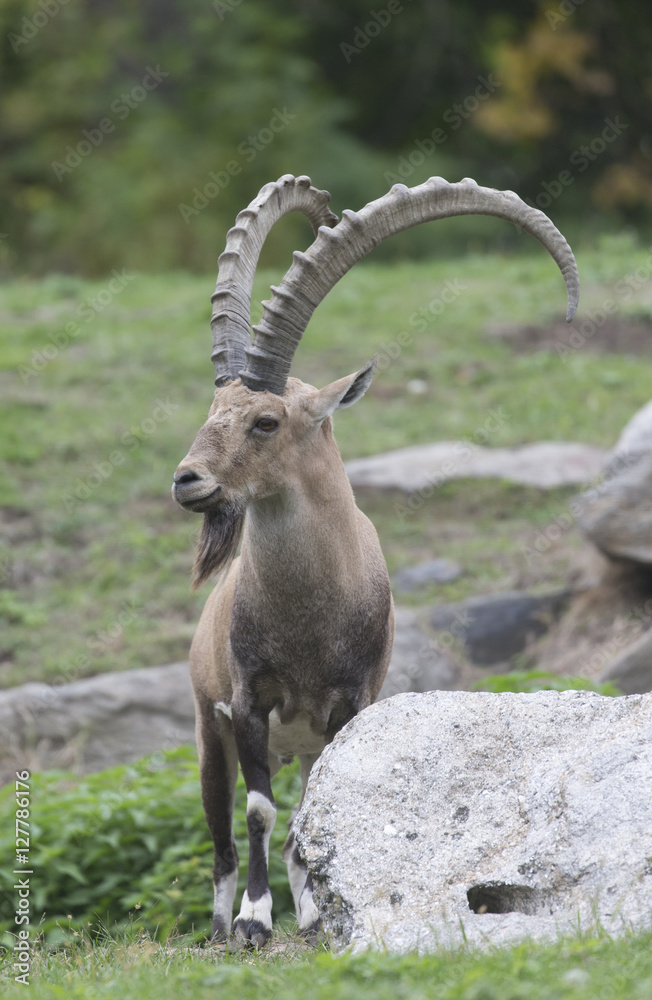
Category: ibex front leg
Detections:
[
  {"x1": 194, "y1": 693, "x2": 239, "y2": 944},
  {"x1": 230, "y1": 695, "x2": 276, "y2": 948}
]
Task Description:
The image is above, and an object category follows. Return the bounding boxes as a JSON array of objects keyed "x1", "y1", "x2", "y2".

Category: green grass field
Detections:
[
  {"x1": 2, "y1": 924, "x2": 652, "y2": 998},
  {"x1": 2, "y1": 231, "x2": 652, "y2": 689},
  {"x1": 3, "y1": 234, "x2": 652, "y2": 994}
]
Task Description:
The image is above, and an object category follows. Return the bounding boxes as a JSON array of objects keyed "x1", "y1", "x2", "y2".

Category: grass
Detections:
[
  {"x1": 2, "y1": 924, "x2": 652, "y2": 998},
  {"x1": 2, "y1": 231, "x2": 652, "y2": 687},
  {"x1": 0, "y1": 748, "x2": 302, "y2": 945},
  {"x1": 0, "y1": 740, "x2": 648, "y2": 996},
  {"x1": 3, "y1": 233, "x2": 652, "y2": 992},
  {"x1": 359, "y1": 480, "x2": 587, "y2": 604}
]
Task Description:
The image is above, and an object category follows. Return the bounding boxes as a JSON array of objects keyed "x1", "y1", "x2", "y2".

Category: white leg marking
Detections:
[
  {"x1": 213, "y1": 869, "x2": 238, "y2": 929},
  {"x1": 285, "y1": 839, "x2": 319, "y2": 930},
  {"x1": 214, "y1": 700, "x2": 232, "y2": 720},
  {"x1": 297, "y1": 885, "x2": 319, "y2": 930},
  {"x1": 286, "y1": 841, "x2": 306, "y2": 905},
  {"x1": 233, "y1": 791, "x2": 277, "y2": 939},
  {"x1": 235, "y1": 888, "x2": 273, "y2": 931},
  {"x1": 246, "y1": 790, "x2": 276, "y2": 864}
]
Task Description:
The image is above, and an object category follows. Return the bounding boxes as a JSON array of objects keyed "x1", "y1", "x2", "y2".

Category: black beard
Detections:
[{"x1": 192, "y1": 501, "x2": 245, "y2": 589}]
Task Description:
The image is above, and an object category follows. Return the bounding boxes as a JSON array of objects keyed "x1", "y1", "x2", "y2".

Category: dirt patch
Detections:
[
  {"x1": 0, "y1": 507, "x2": 42, "y2": 546},
  {"x1": 486, "y1": 317, "x2": 652, "y2": 355}
]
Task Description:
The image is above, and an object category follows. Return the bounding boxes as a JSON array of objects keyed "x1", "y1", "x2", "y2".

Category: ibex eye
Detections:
[{"x1": 255, "y1": 417, "x2": 278, "y2": 432}]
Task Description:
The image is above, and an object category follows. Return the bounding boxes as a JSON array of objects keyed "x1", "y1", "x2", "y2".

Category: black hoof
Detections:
[
  {"x1": 231, "y1": 917, "x2": 271, "y2": 950},
  {"x1": 210, "y1": 922, "x2": 228, "y2": 943},
  {"x1": 298, "y1": 919, "x2": 321, "y2": 945},
  {"x1": 207, "y1": 936, "x2": 228, "y2": 953}
]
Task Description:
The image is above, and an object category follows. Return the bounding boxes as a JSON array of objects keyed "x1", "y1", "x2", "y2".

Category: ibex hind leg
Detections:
[
  {"x1": 195, "y1": 695, "x2": 240, "y2": 943},
  {"x1": 284, "y1": 752, "x2": 321, "y2": 939}
]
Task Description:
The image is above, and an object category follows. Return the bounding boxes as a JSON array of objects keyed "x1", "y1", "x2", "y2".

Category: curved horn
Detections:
[
  {"x1": 239, "y1": 176, "x2": 580, "y2": 394},
  {"x1": 210, "y1": 174, "x2": 338, "y2": 387}
]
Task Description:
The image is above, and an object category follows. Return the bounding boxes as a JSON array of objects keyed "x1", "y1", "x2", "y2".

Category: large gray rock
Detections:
[
  {"x1": 577, "y1": 399, "x2": 652, "y2": 562},
  {"x1": 345, "y1": 441, "x2": 605, "y2": 492},
  {"x1": 0, "y1": 663, "x2": 195, "y2": 782},
  {"x1": 295, "y1": 690, "x2": 652, "y2": 953},
  {"x1": 378, "y1": 607, "x2": 458, "y2": 699}
]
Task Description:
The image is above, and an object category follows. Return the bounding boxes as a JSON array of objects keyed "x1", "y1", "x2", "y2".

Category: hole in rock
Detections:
[{"x1": 467, "y1": 882, "x2": 543, "y2": 915}]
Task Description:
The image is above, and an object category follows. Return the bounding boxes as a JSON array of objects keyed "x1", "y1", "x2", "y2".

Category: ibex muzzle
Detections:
[{"x1": 172, "y1": 174, "x2": 579, "y2": 948}]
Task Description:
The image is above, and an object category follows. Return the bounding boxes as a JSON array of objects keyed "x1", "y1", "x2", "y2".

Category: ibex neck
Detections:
[{"x1": 241, "y1": 435, "x2": 361, "y2": 588}]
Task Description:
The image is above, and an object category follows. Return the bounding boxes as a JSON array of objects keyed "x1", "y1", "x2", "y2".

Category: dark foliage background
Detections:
[{"x1": 1, "y1": 0, "x2": 650, "y2": 273}]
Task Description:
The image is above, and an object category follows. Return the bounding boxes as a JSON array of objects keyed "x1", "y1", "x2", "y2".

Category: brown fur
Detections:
[{"x1": 172, "y1": 365, "x2": 394, "y2": 943}]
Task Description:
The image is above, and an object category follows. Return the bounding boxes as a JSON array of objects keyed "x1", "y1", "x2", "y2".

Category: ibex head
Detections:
[
  {"x1": 173, "y1": 174, "x2": 579, "y2": 586},
  {"x1": 173, "y1": 362, "x2": 376, "y2": 585}
]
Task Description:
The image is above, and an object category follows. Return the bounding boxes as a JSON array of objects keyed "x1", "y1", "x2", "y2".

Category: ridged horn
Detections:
[
  {"x1": 210, "y1": 174, "x2": 338, "y2": 387},
  {"x1": 239, "y1": 176, "x2": 580, "y2": 395}
]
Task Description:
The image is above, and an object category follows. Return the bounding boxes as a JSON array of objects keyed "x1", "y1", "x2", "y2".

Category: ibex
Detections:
[{"x1": 172, "y1": 174, "x2": 579, "y2": 947}]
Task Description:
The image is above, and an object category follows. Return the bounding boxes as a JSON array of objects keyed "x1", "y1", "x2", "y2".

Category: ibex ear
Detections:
[{"x1": 310, "y1": 356, "x2": 377, "y2": 422}]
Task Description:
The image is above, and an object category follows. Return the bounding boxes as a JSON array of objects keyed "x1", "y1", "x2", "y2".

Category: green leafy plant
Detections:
[
  {"x1": 0, "y1": 747, "x2": 301, "y2": 946},
  {"x1": 474, "y1": 670, "x2": 621, "y2": 695}
]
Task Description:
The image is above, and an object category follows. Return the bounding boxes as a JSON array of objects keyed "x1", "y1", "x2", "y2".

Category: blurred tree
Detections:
[
  {"x1": 0, "y1": 0, "x2": 383, "y2": 273},
  {"x1": 473, "y1": 3, "x2": 652, "y2": 216},
  {"x1": 0, "y1": 0, "x2": 649, "y2": 275},
  {"x1": 293, "y1": 0, "x2": 651, "y2": 216}
]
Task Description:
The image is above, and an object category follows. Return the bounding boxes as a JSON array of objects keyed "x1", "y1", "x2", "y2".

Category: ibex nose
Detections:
[
  {"x1": 173, "y1": 469, "x2": 202, "y2": 485},
  {"x1": 172, "y1": 465, "x2": 222, "y2": 510}
]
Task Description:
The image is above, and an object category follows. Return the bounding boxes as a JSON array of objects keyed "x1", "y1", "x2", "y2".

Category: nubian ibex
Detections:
[{"x1": 172, "y1": 174, "x2": 579, "y2": 947}]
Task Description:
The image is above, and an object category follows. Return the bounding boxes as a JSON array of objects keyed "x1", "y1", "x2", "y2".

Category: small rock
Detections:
[
  {"x1": 429, "y1": 590, "x2": 570, "y2": 666},
  {"x1": 610, "y1": 398, "x2": 652, "y2": 459},
  {"x1": 345, "y1": 441, "x2": 606, "y2": 492},
  {"x1": 393, "y1": 558, "x2": 462, "y2": 592},
  {"x1": 377, "y1": 607, "x2": 459, "y2": 699},
  {"x1": 576, "y1": 455, "x2": 652, "y2": 563},
  {"x1": 600, "y1": 629, "x2": 652, "y2": 694},
  {"x1": 576, "y1": 398, "x2": 652, "y2": 564}
]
